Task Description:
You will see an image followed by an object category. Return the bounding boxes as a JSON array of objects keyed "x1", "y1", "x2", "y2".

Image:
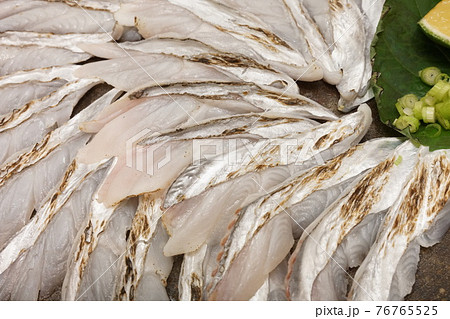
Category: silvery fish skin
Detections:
[
  {"x1": 0, "y1": 88, "x2": 119, "y2": 249},
  {"x1": 204, "y1": 138, "x2": 401, "y2": 300},
  {"x1": 113, "y1": 194, "x2": 173, "y2": 301},
  {"x1": 80, "y1": 81, "x2": 335, "y2": 134},
  {"x1": 129, "y1": 82, "x2": 335, "y2": 117},
  {"x1": 62, "y1": 195, "x2": 120, "y2": 301},
  {"x1": 115, "y1": 0, "x2": 322, "y2": 81},
  {"x1": 330, "y1": 0, "x2": 366, "y2": 110},
  {"x1": 91, "y1": 108, "x2": 322, "y2": 207},
  {"x1": 349, "y1": 148, "x2": 450, "y2": 301},
  {"x1": 178, "y1": 244, "x2": 208, "y2": 301},
  {"x1": 167, "y1": 0, "x2": 322, "y2": 81},
  {"x1": 0, "y1": 31, "x2": 112, "y2": 53},
  {"x1": 310, "y1": 211, "x2": 386, "y2": 300},
  {"x1": 75, "y1": 53, "x2": 242, "y2": 92},
  {"x1": 0, "y1": 159, "x2": 112, "y2": 300},
  {"x1": 78, "y1": 39, "x2": 300, "y2": 95},
  {"x1": 0, "y1": 65, "x2": 77, "y2": 116},
  {"x1": 98, "y1": 82, "x2": 337, "y2": 128},
  {"x1": 139, "y1": 112, "x2": 319, "y2": 146},
  {"x1": 0, "y1": 45, "x2": 90, "y2": 77},
  {"x1": 0, "y1": 1, "x2": 118, "y2": 36},
  {"x1": 0, "y1": 76, "x2": 100, "y2": 165},
  {"x1": 76, "y1": 198, "x2": 138, "y2": 301},
  {"x1": 164, "y1": 104, "x2": 371, "y2": 209},
  {"x1": 283, "y1": 0, "x2": 342, "y2": 84},
  {"x1": 286, "y1": 141, "x2": 419, "y2": 301}
]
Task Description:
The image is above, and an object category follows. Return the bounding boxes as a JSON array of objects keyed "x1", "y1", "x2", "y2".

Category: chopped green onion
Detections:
[
  {"x1": 395, "y1": 101, "x2": 405, "y2": 116},
  {"x1": 436, "y1": 112, "x2": 450, "y2": 130},
  {"x1": 419, "y1": 67, "x2": 441, "y2": 86},
  {"x1": 394, "y1": 156, "x2": 403, "y2": 166},
  {"x1": 413, "y1": 101, "x2": 424, "y2": 120},
  {"x1": 422, "y1": 95, "x2": 436, "y2": 106},
  {"x1": 428, "y1": 80, "x2": 450, "y2": 101},
  {"x1": 403, "y1": 107, "x2": 413, "y2": 116},
  {"x1": 436, "y1": 73, "x2": 450, "y2": 84},
  {"x1": 422, "y1": 106, "x2": 436, "y2": 123},
  {"x1": 393, "y1": 115, "x2": 420, "y2": 133},
  {"x1": 436, "y1": 100, "x2": 450, "y2": 120},
  {"x1": 424, "y1": 123, "x2": 442, "y2": 138},
  {"x1": 399, "y1": 94, "x2": 418, "y2": 108}
]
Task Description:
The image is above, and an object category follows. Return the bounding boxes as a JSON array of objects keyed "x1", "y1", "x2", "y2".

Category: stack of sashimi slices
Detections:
[{"x1": 0, "y1": 0, "x2": 449, "y2": 301}]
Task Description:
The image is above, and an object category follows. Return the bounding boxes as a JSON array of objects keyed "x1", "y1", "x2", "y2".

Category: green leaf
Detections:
[{"x1": 374, "y1": 0, "x2": 450, "y2": 150}]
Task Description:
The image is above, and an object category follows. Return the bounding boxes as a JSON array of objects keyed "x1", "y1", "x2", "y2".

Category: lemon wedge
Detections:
[{"x1": 419, "y1": 0, "x2": 450, "y2": 48}]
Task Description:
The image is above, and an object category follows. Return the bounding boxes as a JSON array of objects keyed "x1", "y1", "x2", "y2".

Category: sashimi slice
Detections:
[
  {"x1": 75, "y1": 53, "x2": 240, "y2": 92},
  {"x1": 0, "y1": 45, "x2": 90, "y2": 76},
  {"x1": 76, "y1": 199, "x2": 138, "y2": 301},
  {"x1": 205, "y1": 138, "x2": 402, "y2": 300},
  {"x1": 81, "y1": 82, "x2": 336, "y2": 133},
  {"x1": 164, "y1": 105, "x2": 372, "y2": 209},
  {"x1": 0, "y1": 1, "x2": 118, "y2": 36},
  {"x1": 115, "y1": 0, "x2": 322, "y2": 81},
  {"x1": 0, "y1": 160, "x2": 111, "y2": 300},
  {"x1": 78, "y1": 39, "x2": 300, "y2": 94},
  {"x1": 287, "y1": 141, "x2": 419, "y2": 300},
  {"x1": 349, "y1": 148, "x2": 450, "y2": 300},
  {"x1": 114, "y1": 194, "x2": 173, "y2": 301}
]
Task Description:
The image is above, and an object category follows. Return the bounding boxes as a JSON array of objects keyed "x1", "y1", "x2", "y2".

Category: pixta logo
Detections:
[{"x1": 126, "y1": 129, "x2": 172, "y2": 176}]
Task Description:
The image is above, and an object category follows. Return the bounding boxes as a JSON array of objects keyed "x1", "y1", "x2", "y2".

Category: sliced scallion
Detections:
[
  {"x1": 422, "y1": 106, "x2": 436, "y2": 123},
  {"x1": 427, "y1": 80, "x2": 450, "y2": 101},
  {"x1": 436, "y1": 73, "x2": 450, "y2": 84},
  {"x1": 419, "y1": 67, "x2": 441, "y2": 86},
  {"x1": 425, "y1": 123, "x2": 442, "y2": 138},
  {"x1": 394, "y1": 115, "x2": 420, "y2": 133},
  {"x1": 413, "y1": 101, "x2": 424, "y2": 120}
]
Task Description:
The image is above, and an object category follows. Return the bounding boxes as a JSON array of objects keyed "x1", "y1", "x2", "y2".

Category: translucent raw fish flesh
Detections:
[
  {"x1": 164, "y1": 104, "x2": 371, "y2": 209},
  {"x1": 0, "y1": 160, "x2": 111, "y2": 300},
  {"x1": 75, "y1": 199, "x2": 138, "y2": 301},
  {"x1": 205, "y1": 138, "x2": 401, "y2": 300},
  {"x1": 0, "y1": 45, "x2": 90, "y2": 76},
  {"x1": 0, "y1": 89, "x2": 119, "y2": 262},
  {"x1": 115, "y1": 0, "x2": 322, "y2": 81},
  {"x1": 0, "y1": 77, "x2": 99, "y2": 165},
  {"x1": 287, "y1": 141, "x2": 419, "y2": 301},
  {"x1": 86, "y1": 109, "x2": 321, "y2": 207},
  {"x1": 349, "y1": 148, "x2": 450, "y2": 301},
  {"x1": 78, "y1": 39, "x2": 300, "y2": 94},
  {"x1": 0, "y1": 65, "x2": 77, "y2": 116},
  {"x1": 0, "y1": 1, "x2": 118, "y2": 36},
  {"x1": 75, "y1": 53, "x2": 241, "y2": 92}
]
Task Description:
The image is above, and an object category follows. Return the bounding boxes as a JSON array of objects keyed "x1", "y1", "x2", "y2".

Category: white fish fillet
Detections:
[
  {"x1": 0, "y1": 160, "x2": 111, "y2": 300},
  {"x1": 90, "y1": 110, "x2": 321, "y2": 207},
  {"x1": 0, "y1": 77, "x2": 99, "y2": 164},
  {"x1": 78, "y1": 39, "x2": 300, "y2": 94},
  {"x1": 81, "y1": 82, "x2": 336, "y2": 134},
  {"x1": 0, "y1": 45, "x2": 90, "y2": 76},
  {"x1": 349, "y1": 148, "x2": 450, "y2": 301},
  {"x1": 76, "y1": 198, "x2": 138, "y2": 301},
  {"x1": 164, "y1": 104, "x2": 371, "y2": 209},
  {"x1": 75, "y1": 53, "x2": 241, "y2": 92},
  {"x1": 0, "y1": 1, "x2": 118, "y2": 36},
  {"x1": 283, "y1": 0, "x2": 342, "y2": 84},
  {"x1": 286, "y1": 141, "x2": 419, "y2": 300},
  {"x1": 115, "y1": 0, "x2": 322, "y2": 81},
  {"x1": 205, "y1": 138, "x2": 400, "y2": 300},
  {"x1": 113, "y1": 194, "x2": 173, "y2": 301}
]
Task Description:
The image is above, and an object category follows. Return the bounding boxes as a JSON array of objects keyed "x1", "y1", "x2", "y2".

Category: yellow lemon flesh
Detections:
[{"x1": 419, "y1": 0, "x2": 450, "y2": 48}]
